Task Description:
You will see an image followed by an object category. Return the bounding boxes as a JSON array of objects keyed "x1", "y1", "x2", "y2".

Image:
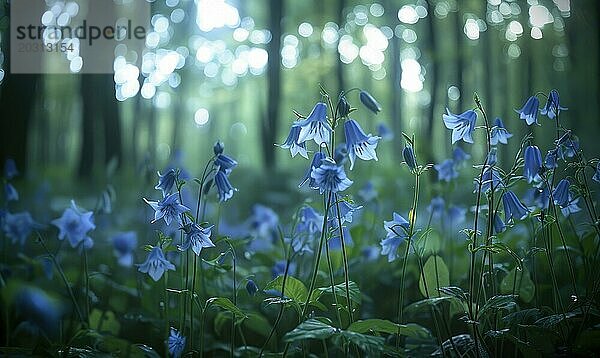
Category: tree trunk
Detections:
[
  {"x1": 454, "y1": 8, "x2": 464, "y2": 112},
  {"x1": 336, "y1": 0, "x2": 346, "y2": 95},
  {"x1": 78, "y1": 74, "x2": 98, "y2": 178},
  {"x1": 102, "y1": 74, "x2": 122, "y2": 168},
  {"x1": 386, "y1": 0, "x2": 402, "y2": 161},
  {"x1": 424, "y1": 0, "x2": 438, "y2": 164}
]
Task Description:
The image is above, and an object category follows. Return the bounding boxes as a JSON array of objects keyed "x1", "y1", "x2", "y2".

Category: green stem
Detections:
[{"x1": 333, "y1": 194, "x2": 353, "y2": 324}]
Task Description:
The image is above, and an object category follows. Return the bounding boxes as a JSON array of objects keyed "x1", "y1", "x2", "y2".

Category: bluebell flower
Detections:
[
  {"x1": 427, "y1": 197, "x2": 445, "y2": 218},
  {"x1": 296, "y1": 205, "x2": 323, "y2": 236},
  {"x1": 515, "y1": 96, "x2": 540, "y2": 125},
  {"x1": 278, "y1": 125, "x2": 308, "y2": 159},
  {"x1": 540, "y1": 89, "x2": 567, "y2": 120},
  {"x1": 337, "y1": 95, "x2": 351, "y2": 118},
  {"x1": 376, "y1": 122, "x2": 394, "y2": 141},
  {"x1": 344, "y1": 119, "x2": 381, "y2": 170},
  {"x1": 502, "y1": 191, "x2": 529, "y2": 222},
  {"x1": 478, "y1": 167, "x2": 503, "y2": 193},
  {"x1": 144, "y1": 193, "x2": 190, "y2": 226},
  {"x1": 561, "y1": 195, "x2": 581, "y2": 217},
  {"x1": 380, "y1": 212, "x2": 409, "y2": 262},
  {"x1": 5, "y1": 183, "x2": 18, "y2": 201},
  {"x1": 403, "y1": 146, "x2": 416, "y2": 170},
  {"x1": 362, "y1": 246, "x2": 380, "y2": 261},
  {"x1": 523, "y1": 145, "x2": 543, "y2": 183},
  {"x1": 295, "y1": 102, "x2": 331, "y2": 145},
  {"x1": 434, "y1": 159, "x2": 459, "y2": 182},
  {"x1": 40, "y1": 257, "x2": 53, "y2": 280},
  {"x1": 138, "y1": 246, "x2": 176, "y2": 281},
  {"x1": 447, "y1": 206, "x2": 467, "y2": 227},
  {"x1": 214, "y1": 170, "x2": 237, "y2": 202},
  {"x1": 213, "y1": 141, "x2": 225, "y2": 155},
  {"x1": 557, "y1": 135, "x2": 579, "y2": 159},
  {"x1": 299, "y1": 152, "x2": 325, "y2": 188},
  {"x1": 358, "y1": 181, "x2": 377, "y2": 202},
  {"x1": 272, "y1": 260, "x2": 296, "y2": 278},
  {"x1": 112, "y1": 231, "x2": 138, "y2": 267},
  {"x1": 246, "y1": 280, "x2": 259, "y2": 296},
  {"x1": 155, "y1": 169, "x2": 177, "y2": 196},
  {"x1": 214, "y1": 154, "x2": 238, "y2": 175},
  {"x1": 452, "y1": 147, "x2": 471, "y2": 163},
  {"x1": 333, "y1": 143, "x2": 348, "y2": 165},
  {"x1": 493, "y1": 213, "x2": 506, "y2": 234},
  {"x1": 552, "y1": 179, "x2": 570, "y2": 207},
  {"x1": 52, "y1": 201, "x2": 95, "y2": 250},
  {"x1": 359, "y1": 90, "x2": 382, "y2": 114},
  {"x1": 486, "y1": 148, "x2": 498, "y2": 166},
  {"x1": 442, "y1": 108, "x2": 477, "y2": 144},
  {"x1": 593, "y1": 162, "x2": 600, "y2": 183},
  {"x1": 168, "y1": 327, "x2": 186, "y2": 358},
  {"x1": 248, "y1": 204, "x2": 279, "y2": 238},
  {"x1": 328, "y1": 225, "x2": 353, "y2": 250},
  {"x1": 489, "y1": 117, "x2": 512, "y2": 145},
  {"x1": 4, "y1": 158, "x2": 18, "y2": 179},
  {"x1": 3, "y1": 211, "x2": 42, "y2": 246},
  {"x1": 329, "y1": 200, "x2": 362, "y2": 227},
  {"x1": 544, "y1": 149, "x2": 558, "y2": 169},
  {"x1": 529, "y1": 185, "x2": 550, "y2": 210},
  {"x1": 179, "y1": 223, "x2": 214, "y2": 256},
  {"x1": 310, "y1": 158, "x2": 353, "y2": 194},
  {"x1": 15, "y1": 286, "x2": 62, "y2": 335}
]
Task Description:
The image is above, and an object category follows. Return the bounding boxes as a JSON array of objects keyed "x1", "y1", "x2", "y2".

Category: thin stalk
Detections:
[
  {"x1": 164, "y1": 272, "x2": 169, "y2": 357},
  {"x1": 333, "y1": 193, "x2": 353, "y2": 324},
  {"x1": 231, "y1": 247, "x2": 237, "y2": 358},
  {"x1": 324, "y1": 229, "x2": 344, "y2": 328},
  {"x1": 83, "y1": 248, "x2": 90, "y2": 323}
]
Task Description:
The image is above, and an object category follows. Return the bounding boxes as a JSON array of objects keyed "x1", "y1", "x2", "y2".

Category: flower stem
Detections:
[{"x1": 333, "y1": 193, "x2": 353, "y2": 324}]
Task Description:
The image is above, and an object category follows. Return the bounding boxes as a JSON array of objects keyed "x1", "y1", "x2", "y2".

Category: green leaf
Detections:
[
  {"x1": 243, "y1": 313, "x2": 273, "y2": 339},
  {"x1": 264, "y1": 275, "x2": 308, "y2": 304},
  {"x1": 338, "y1": 331, "x2": 385, "y2": 355},
  {"x1": 437, "y1": 286, "x2": 468, "y2": 302},
  {"x1": 207, "y1": 297, "x2": 247, "y2": 322},
  {"x1": 89, "y1": 309, "x2": 120, "y2": 335},
  {"x1": 418, "y1": 255, "x2": 449, "y2": 298},
  {"x1": 405, "y1": 297, "x2": 453, "y2": 314},
  {"x1": 348, "y1": 319, "x2": 430, "y2": 339},
  {"x1": 313, "y1": 281, "x2": 361, "y2": 305},
  {"x1": 283, "y1": 319, "x2": 337, "y2": 342},
  {"x1": 500, "y1": 267, "x2": 535, "y2": 303},
  {"x1": 479, "y1": 295, "x2": 516, "y2": 319}
]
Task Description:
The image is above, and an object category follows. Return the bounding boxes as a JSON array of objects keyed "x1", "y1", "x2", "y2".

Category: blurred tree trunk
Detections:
[
  {"x1": 424, "y1": 0, "x2": 438, "y2": 165},
  {"x1": 0, "y1": 7, "x2": 40, "y2": 174},
  {"x1": 454, "y1": 8, "x2": 464, "y2": 112},
  {"x1": 102, "y1": 75, "x2": 121, "y2": 168},
  {"x1": 386, "y1": 0, "x2": 402, "y2": 161},
  {"x1": 336, "y1": 0, "x2": 346, "y2": 94},
  {"x1": 262, "y1": 0, "x2": 283, "y2": 169},
  {"x1": 78, "y1": 75, "x2": 98, "y2": 177}
]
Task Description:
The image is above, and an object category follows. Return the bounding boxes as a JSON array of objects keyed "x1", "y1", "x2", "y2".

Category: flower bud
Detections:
[
  {"x1": 359, "y1": 90, "x2": 381, "y2": 114},
  {"x1": 246, "y1": 279, "x2": 258, "y2": 296},
  {"x1": 337, "y1": 96, "x2": 351, "y2": 117},
  {"x1": 403, "y1": 146, "x2": 416, "y2": 170},
  {"x1": 213, "y1": 141, "x2": 224, "y2": 155}
]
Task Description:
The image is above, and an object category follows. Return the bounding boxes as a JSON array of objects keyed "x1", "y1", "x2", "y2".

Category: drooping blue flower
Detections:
[
  {"x1": 333, "y1": 143, "x2": 348, "y2": 165},
  {"x1": 214, "y1": 170, "x2": 237, "y2": 202},
  {"x1": 299, "y1": 152, "x2": 325, "y2": 188},
  {"x1": 376, "y1": 122, "x2": 394, "y2": 141},
  {"x1": 179, "y1": 223, "x2": 214, "y2": 256},
  {"x1": 447, "y1": 206, "x2": 467, "y2": 227},
  {"x1": 214, "y1": 154, "x2": 238, "y2": 175},
  {"x1": 358, "y1": 181, "x2": 377, "y2": 202},
  {"x1": 490, "y1": 117, "x2": 513, "y2": 145},
  {"x1": 248, "y1": 204, "x2": 279, "y2": 238},
  {"x1": 486, "y1": 147, "x2": 498, "y2": 166},
  {"x1": 362, "y1": 245, "x2": 380, "y2": 261},
  {"x1": 493, "y1": 213, "x2": 506, "y2": 234},
  {"x1": 328, "y1": 225, "x2": 353, "y2": 250},
  {"x1": 561, "y1": 195, "x2": 581, "y2": 217},
  {"x1": 246, "y1": 279, "x2": 259, "y2": 296},
  {"x1": 344, "y1": 119, "x2": 381, "y2": 170},
  {"x1": 380, "y1": 212, "x2": 410, "y2": 262},
  {"x1": 3, "y1": 211, "x2": 42, "y2": 246},
  {"x1": 296, "y1": 205, "x2": 323, "y2": 236},
  {"x1": 544, "y1": 149, "x2": 558, "y2": 169},
  {"x1": 359, "y1": 90, "x2": 382, "y2": 114},
  {"x1": 452, "y1": 147, "x2": 471, "y2": 163},
  {"x1": 552, "y1": 179, "x2": 570, "y2": 207},
  {"x1": 523, "y1": 145, "x2": 543, "y2": 183},
  {"x1": 403, "y1": 146, "x2": 417, "y2": 170},
  {"x1": 138, "y1": 246, "x2": 176, "y2": 281},
  {"x1": 515, "y1": 96, "x2": 540, "y2": 125},
  {"x1": 52, "y1": 201, "x2": 95, "y2": 250},
  {"x1": 5, "y1": 183, "x2": 18, "y2": 201},
  {"x1": 155, "y1": 169, "x2": 177, "y2": 196},
  {"x1": 15, "y1": 286, "x2": 62, "y2": 336},
  {"x1": 112, "y1": 231, "x2": 138, "y2": 267},
  {"x1": 434, "y1": 159, "x2": 459, "y2": 182},
  {"x1": 540, "y1": 89, "x2": 567, "y2": 120},
  {"x1": 557, "y1": 135, "x2": 579, "y2": 159},
  {"x1": 442, "y1": 108, "x2": 477, "y2": 144},
  {"x1": 168, "y1": 327, "x2": 186, "y2": 358},
  {"x1": 278, "y1": 125, "x2": 308, "y2": 159},
  {"x1": 337, "y1": 95, "x2": 351, "y2": 117},
  {"x1": 478, "y1": 167, "x2": 503, "y2": 193},
  {"x1": 144, "y1": 193, "x2": 190, "y2": 226},
  {"x1": 295, "y1": 102, "x2": 331, "y2": 145},
  {"x1": 593, "y1": 162, "x2": 600, "y2": 183},
  {"x1": 310, "y1": 158, "x2": 353, "y2": 194},
  {"x1": 272, "y1": 260, "x2": 296, "y2": 278},
  {"x1": 328, "y1": 199, "x2": 362, "y2": 227},
  {"x1": 427, "y1": 197, "x2": 445, "y2": 218},
  {"x1": 502, "y1": 191, "x2": 529, "y2": 223},
  {"x1": 4, "y1": 158, "x2": 18, "y2": 179},
  {"x1": 528, "y1": 184, "x2": 550, "y2": 210}
]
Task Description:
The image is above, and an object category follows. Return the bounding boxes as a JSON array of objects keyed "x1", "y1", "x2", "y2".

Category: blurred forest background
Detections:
[{"x1": 0, "y1": 0, "x2": 598, "y2": 185}]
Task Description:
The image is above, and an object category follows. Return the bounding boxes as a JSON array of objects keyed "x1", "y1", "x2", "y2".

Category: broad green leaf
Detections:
[
  {"x1": 348, "y1": 319, "x2": 430, "y2": 339},
  {"x1": 438, "y1": 286, "x2": 468, "y2": 302},
  {"x1": 243, "y1": 313, "x2": 273, "y2": 338},
  {"x1": 419, "y1": 255, "x2": 450, "y2": 298},
  {"x1": 313, "y1": 281, "x2": 361, "y2": 305},
  {"x1": 207, "y1": 297, "x2": 247, "y2": 321},
  {"x1": 264, "y1": 275, "x2": 308, "y2": 304},
  {"x1": 405, "y1": 297, "x2": 453, "y2": 314},
  {"x1": 479, "y1": 295, "x2": 516, "y2": 319},
  {"x1": 89, "y1": 309, "x2": 120, "y2": 335},
  {"x1": 500, "y1": 267, "x2": 534, "y2": 303},
  {"x1": 338, "y1": 331, "x2": 386, "y2": 355},
  {"x1": 283, "y1": 319, "x2": 337, "y2": 342}
]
